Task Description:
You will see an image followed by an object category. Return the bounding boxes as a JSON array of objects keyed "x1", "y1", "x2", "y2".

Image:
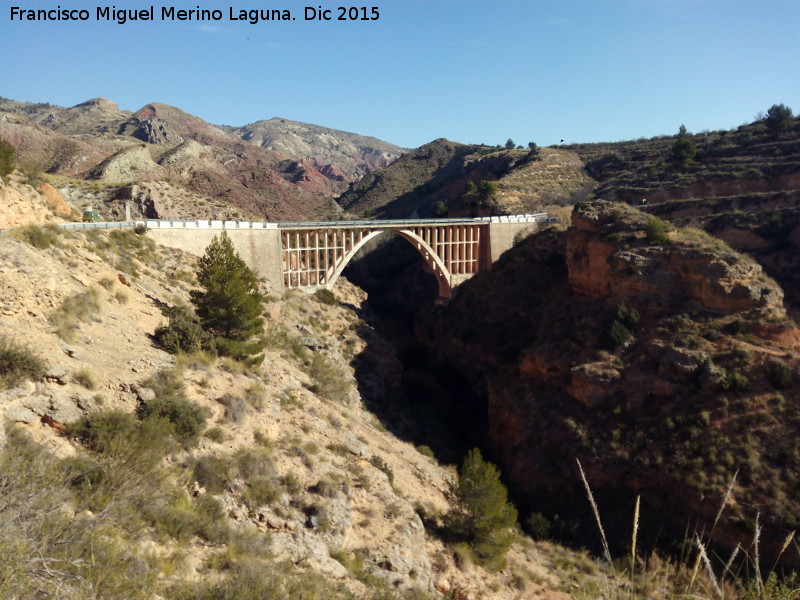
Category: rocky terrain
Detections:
[
  {"x1": 0, "y1": 176, "x2": 602, "y2": 600},
  {"x1": 416, "y1": 200, "x2": 800, "y2": 570},
  {"x1": 0, "y1": 95, "x2": 404, "y2": 222},
  {"x1": 222, "y1": 117, "x2": 403, "y2": 181},
  {"x1": 564, "y1": 114, "x2": 800, "y2": 312},
  {"x1": 337, "y1": 138, "x2": 592, "y2": 219}
]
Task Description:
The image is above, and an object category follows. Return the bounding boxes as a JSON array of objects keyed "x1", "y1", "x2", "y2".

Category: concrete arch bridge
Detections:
[{"x1": 143, "y1": 215, "x2": 554, "y2": 298}]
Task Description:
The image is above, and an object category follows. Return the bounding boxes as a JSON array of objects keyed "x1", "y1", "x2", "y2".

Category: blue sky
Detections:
[{"x1": 3, "y1": 0, "x2": 799, "y2": 149}]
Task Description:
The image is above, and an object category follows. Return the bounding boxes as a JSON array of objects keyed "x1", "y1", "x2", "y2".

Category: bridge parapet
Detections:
[
  {"x1": 143, "y1": 219, "x2": 278, "y2": 230},
  {"x1": 21, "y1": 214, "x2": 554, "y2": 298}
]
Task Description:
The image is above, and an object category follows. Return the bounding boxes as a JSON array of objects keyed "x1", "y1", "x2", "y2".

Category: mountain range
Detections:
[{"x1": 0, "y1": 96, "x2": 404, "y2": 221}]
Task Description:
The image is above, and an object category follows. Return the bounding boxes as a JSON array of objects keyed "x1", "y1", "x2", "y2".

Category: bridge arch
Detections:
[{"x1": 326, "y1": 228, "x2": 453, "y2": 298}]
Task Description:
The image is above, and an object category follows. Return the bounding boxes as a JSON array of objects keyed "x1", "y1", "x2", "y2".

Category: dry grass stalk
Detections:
[
  {"x1": 688, "y1": 551, "x2": 703, "y2": 595},
  {"x1": 630, "y1": 495, "x2": 640, "y2": 585},
  {"x1": 695, "y1": 535, "x2": 724, "y2": 599},
  {"x1": 720, "y1": 544, "x2": 741, "y2": 586},
  {"x1": 753, "y1": 511, "x2": 763, "y2": 596},
  {"x1": 709, "y1": 470, "x2": 738, "y2": 541},
  {"x1": 770, "y1": 530, "x2": 795, "y2": 573},
  {"x1": 576, "y1": 459, "x2": 613, "y2": 571}
]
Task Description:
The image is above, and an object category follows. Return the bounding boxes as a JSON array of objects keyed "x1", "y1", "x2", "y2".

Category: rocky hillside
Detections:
[
  {"x1": 337, "y1": 139, "x2": 593, "y2": 219},
  {"x1": 564, "y1": 113, "x2": 800, "y2": 311},
  {"x1": 417, "y1": 200, "x2": 800, "y2": 569},
  {"x1": 222, "y1": 117, "x2": 403, "y2": 181},
  {"x1": 0, "y1": 96, "x2": 403, "y2": 222},
  {"x1": 0, "y1": 185, "x2": 604, "y2": 600}
]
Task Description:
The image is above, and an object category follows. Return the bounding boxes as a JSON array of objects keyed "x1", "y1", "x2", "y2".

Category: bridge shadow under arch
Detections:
[
  {"x1": 343, "y1": 235, "x2": 484, "y2": 464},
  {"x1": 327, "y1": 228, "x2": 453, "y2": 298}
]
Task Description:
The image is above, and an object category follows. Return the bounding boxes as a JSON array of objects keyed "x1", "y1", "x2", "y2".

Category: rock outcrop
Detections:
[
  {"x1": 118, "y1": 116, "x2": 184, "y2": 145},
  {"x1": 567, "y1": 200, "x2": 785, "y2": 316},
  {"x1": 417, "y1": 200, "x2": 800, "y2": 570},
  {"x1": 84, "y1": 144, "x2": 166, "y2": 183}
]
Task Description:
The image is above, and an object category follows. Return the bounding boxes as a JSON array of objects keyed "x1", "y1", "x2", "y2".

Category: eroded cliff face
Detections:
[
  {"x1": 566, "y1": 200, "x2": 785, "y2": 316},
  {"x1": 417, "y1": 200, "x2": 800, "y2": 567}
]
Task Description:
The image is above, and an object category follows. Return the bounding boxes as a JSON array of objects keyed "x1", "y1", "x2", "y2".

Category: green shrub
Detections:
[
  {"x1": 18, "y1": 157, "x2": 44, "y2": 187},
  {"x1": 766, "y1": 358, "x2": 793, "y2": 390},
  {"x1": 154, "y1": 304, "x2": 217, "y2": 355},
  {"x1": 205, "y1": 426, "x2": 226, "y2": 442},
  {"x1": 236, "y1": 449, "x2": 276, "y2": 481},
  {"x1": 169, "y1": 560, "x2": 347, "y2": 600},
  {"x1": 525, "y1": 512, "x2": 551, "y2": 540},
  {"x1": 644, "y1": 216, "x2": 670, "y2": 245},
  {"x1": 0, "y1": 335, "x2": 46, "y2": 389},
  {"x1": 721, "y1": 370, "x2": 750, "y2": 391},
  {"x1": 616, "y1": 302, "x2": 640, "y2": 327},
  {"x1": 194, "y1": 455, "x2": 237, "y2": 494},
  {"x1": 0, "y1": 136, "x2": 14, "y2": 179},
  {"x1": 245, "y1": 476, "x2": 280, "y2": 507},
  {"x1": 218, "y1": 393, "x2": 247, "y2": 424},
  {"x1": 314, "y1": 288, "x2": 338, "y2": 305},
  {"x1": 415, "y1": 444, "x2": 435, "y2": 458},
  {"x1": 18, "y1": 224, "x2": 60, "y2": 249},
  {"x1": 138, "y1": 395, "x2": 207, "y2": 446},
  {"x1": 765, "y1": 103, "x2": 793, "y2": 138},
  {"x1": 137, "y1": 371, "x2": 207, "y2": 446},
  {"x1": 215, "y1": 337, "x2": 264, "y2": 365},
  {"x1": 605, "y1": 320, "x2": 632, "y2": 349},
  {"x1": 669, "y1": 125, "x2": 697, "y2": 168}
]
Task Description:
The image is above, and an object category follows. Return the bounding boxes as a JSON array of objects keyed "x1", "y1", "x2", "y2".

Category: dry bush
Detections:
[{"x1": 0, "y1": 335, "x2": 46, "y2": 389}]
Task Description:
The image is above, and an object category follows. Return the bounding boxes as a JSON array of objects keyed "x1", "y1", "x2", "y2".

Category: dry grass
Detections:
[{"x1": 575, "y1": 466, "x2": 798, "y2": 600}]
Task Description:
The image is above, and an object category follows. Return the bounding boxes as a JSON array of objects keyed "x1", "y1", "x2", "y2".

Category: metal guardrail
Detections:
[
  {"x1": 59, "y1": 221, "x2": 147, "y2": 231},
  {"x1": 0, "y1": 214, "x2": 556, "y2": 235}
]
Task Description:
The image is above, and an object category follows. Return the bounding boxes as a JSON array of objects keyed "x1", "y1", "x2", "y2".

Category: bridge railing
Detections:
[
  {"x1": 143, "y1": 220, "x2": 279, "y2": 230},
  {"x1": 0, "y1": 214, "x2": 556, "y2": 236}
]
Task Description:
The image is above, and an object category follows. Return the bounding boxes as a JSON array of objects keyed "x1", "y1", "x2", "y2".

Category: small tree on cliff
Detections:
[
  {"x1": 0, "y1": 136, "x2": 14, "y2": 180},
  {"x1": 190, "y1": 232, "x2": 264, "y2": 362},
  {"x1": 445, "y1": 448, "x2": 518, "y2": 571}
]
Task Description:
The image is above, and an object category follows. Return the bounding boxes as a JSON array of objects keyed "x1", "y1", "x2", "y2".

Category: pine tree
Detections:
[
  {"x1": 190, "y1": 233, "x2": 264, "y2": 361},
  {"x1": 446, "y1": 448, "x2": 518, "y2": 571},
  {"x1": 670, "y1": 125, "x2": 697, "y2": 169},
  {"x1": 765, "y1": 103, "x2": 793, "y2": 138}
]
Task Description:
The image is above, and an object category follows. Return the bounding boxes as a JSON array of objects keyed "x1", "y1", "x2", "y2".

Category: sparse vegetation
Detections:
[
  {"x1": 17, "y1": 224, "x2": 61, "y2": 249},
  {"x1": 0, "y1": 335, "x2": 46, "y2": 389},
  {"x1": 137, "y1": 369, "x2": 208, "y2": 446},
  {"x1": 49, "y1": 288, "x2": 101, "y2": 342},
  {"x1": 72, "y1": 367, "x2": 97, "y2": 390},
  {"x1": 308, "y1": 353, "x2": 351, "y2": 403}
]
